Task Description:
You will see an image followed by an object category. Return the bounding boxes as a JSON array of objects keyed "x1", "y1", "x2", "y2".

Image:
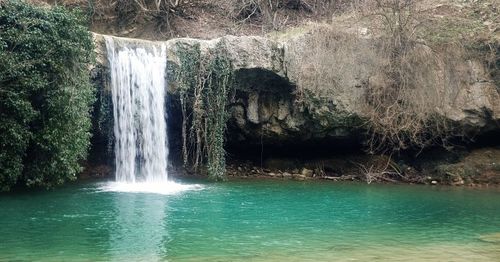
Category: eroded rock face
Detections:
[{"x1": 92, "y1": 32, "x2": 500, "y2": 147}]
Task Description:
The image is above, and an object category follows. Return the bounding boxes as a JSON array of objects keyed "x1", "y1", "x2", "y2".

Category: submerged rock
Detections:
[{"x1": 479, "y1": 232, "x2": 500, "y2": 243}]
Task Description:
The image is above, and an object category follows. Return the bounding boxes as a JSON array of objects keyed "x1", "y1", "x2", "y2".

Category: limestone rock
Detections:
[
  {"x1": 247, "y1": 92, "x2": 260, "y2": 124},
  {"x1": 433, "y1": 148, "x2": 500, "y2": 185},
  {"x1": 301, "y1": 168, "x2": 313, "y2": 177},
  {"x1": 92, "y1": 32, "x2": 500, "y2": 146}
]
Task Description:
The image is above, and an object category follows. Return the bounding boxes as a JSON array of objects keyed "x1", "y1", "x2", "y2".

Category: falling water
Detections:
[{"x1": 105, "y1": 36, "x2": 168, "y2": 184}]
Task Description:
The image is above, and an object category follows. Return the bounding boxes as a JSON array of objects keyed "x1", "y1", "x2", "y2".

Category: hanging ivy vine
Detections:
[{"x1": 176, "y1": 41, "x2": 234, "y2": 181}]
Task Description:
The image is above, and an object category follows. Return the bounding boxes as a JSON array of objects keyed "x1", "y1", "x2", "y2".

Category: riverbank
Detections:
[
  {"x1": 81, "y1": 146, "x2": 500, "y2": 187},
  {"x1": 225, "y1": 147, "x2": 500, "y2": 186}
]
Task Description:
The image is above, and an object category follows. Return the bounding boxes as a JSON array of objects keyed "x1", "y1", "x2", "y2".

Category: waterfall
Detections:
[{"x1": 105, "y1": 36, "x2": 169, "y2": 184}]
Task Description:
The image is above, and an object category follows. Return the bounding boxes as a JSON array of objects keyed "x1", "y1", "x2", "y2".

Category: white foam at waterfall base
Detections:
[{"x1": 99, "y1": 181, "x2": 204, "y2": 195}]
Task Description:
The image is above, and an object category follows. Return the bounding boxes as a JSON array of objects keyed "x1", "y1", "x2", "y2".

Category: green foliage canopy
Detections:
[{"x1": 0, "y1": 0, "x2": 95, "y2": 191}]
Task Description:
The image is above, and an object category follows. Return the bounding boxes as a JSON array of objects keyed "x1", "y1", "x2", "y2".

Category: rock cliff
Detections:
[{"x1": 92, "y1": 30, "x2": 499, "y2": 148}]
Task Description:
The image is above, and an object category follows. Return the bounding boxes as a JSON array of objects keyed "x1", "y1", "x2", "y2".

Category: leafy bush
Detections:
[{"x1": 0, "y1": 0, "x2": 95, "y2": 191}]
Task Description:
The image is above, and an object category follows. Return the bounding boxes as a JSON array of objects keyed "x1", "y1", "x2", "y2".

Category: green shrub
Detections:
[{"x1": 0, "y1": 0, "x2": 95, "y2": 191}]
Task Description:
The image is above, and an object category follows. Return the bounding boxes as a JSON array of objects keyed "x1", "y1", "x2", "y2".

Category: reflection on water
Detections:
[
  {"x1": 108, "y1": 192, "x2": 169, "y2": 261},
  {"x1": 102, "y1": 181, "x2": 204, "y2": 261},
  {"x1": 103, "y1": 181, "x2": 204, "y2": 261}
]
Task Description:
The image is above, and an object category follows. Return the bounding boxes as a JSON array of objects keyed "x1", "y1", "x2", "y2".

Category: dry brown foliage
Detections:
[
  {"x1": 290, "y1": 25, "x2": 379, "y2": 102},
  {"x1": 292, "y1": 0, "x2": 471, "y2": 154},
  {"x1": 354, "y1": 155, "x2": 425, "y2": 184},
  {"x1": 230, "y1": 0, "x2": 354, "y2": 30},
  {"x1": 360, "y1": 0, "x2": 468, "y2": 153},
  {"x1": 48, "y1": 0, "x2": 205, "y2": 36}
]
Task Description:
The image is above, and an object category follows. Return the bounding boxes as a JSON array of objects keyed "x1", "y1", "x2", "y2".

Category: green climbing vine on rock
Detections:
[{"x1": 176, "y1": 41, "x2": 234, "y2": 181}]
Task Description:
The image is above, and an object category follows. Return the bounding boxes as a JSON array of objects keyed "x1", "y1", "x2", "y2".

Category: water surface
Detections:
[{"x1": 1, "y1": 181, "x2": 499, "y2": 261}]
